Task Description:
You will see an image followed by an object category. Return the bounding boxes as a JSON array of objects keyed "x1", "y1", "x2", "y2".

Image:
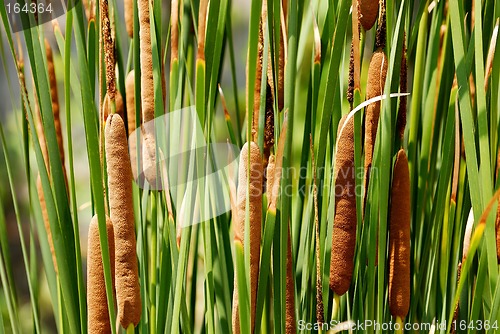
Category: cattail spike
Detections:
[
  {"x1": 364, "y1": 49, "x2": 388, "y2": 206},
  {"x1": 232, "y1": 142, "x2": 263, "y2": 333},
  {"x1": 125, "y1": 71, "x2": 137, "y2": 135},
  {"x1": 359, "y1": 0, "x2": 379, "y2": 31},
  {"x1": 101, "y1": 0, "x2": 116, "y2": 102},
  {"x1": 124, "y1": 0, "x2": 133, "y2": 37},
  {"x1": 37, "y1": 175, "x2": 58, "y2": 274},
  {"x1": 388, "y1": 149, "x2": 411, "y2": 319},
  {"x1": 263, "y1": 83, "x2": 275, "y2": 168},
  {"x1": 138, "y1": 0, "x2": 158, "y2": 185},
  {"x1": 105, "y1": 114, "x2": 141, "y2": 328},
  {"x1": 330, "y1": 114, "x2": 357, "y2": 295},
  {"x1": 397, "y1": 34, "x2": 408, "y2": 141},
  {"x1": 87, "y1": 214, "x2": 115, "y2": 334},
  {"x1": 347, "y1": 42, "x2": 355, "y2": 104},
  {"x1": 375, "y1": 0, "x2": 386, "y2": 49}
]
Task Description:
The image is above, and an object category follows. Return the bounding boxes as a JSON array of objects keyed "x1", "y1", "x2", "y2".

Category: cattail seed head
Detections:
[
  {"x1": 37, "y1": 175, "x2": 58, "y2": 273},
  {"x1": 263, "y1": 83, "x2": 275, "y2": 168},
  {"x1": 375, "y1": 0, "x2": 386, "y2": 49},
  {"x1": 364, "y1": 49, "x2": 388, "y2": 195},
  {"x1": 124, "y1": 0, "x2": 133, "y2": 37},
  {"x1": 388, "y1": 149, "x2": 411, "y2": 319},
  {"x1": 347, "y1": 41, "x2": 355, "y2": 104},
  {"x1": 45, "y1": 39, "x2": 65, "y2": 165},
  {"x1": 358, "y1": 0, "x2": 379, "y2": 31},
  {"x1": 397, "y1": 36, "x2": 408, "y2": 141},
  {"x1": 87, "y1": 214, "x2": 115, "y2": 334},
  {"x1": 330, "y1": 114, "x2": 357, "y2": 296},
  {"x1": 234, "y1": 141, "x2": 263, "y2": 332},
  {"x1": 125, "y1": 71, "x2": 137, "y2": 135},
  {"x1": 105, "y1": 114, "x2": 141, "y2": 328},
  {"x1": 101, "y1": 0, "x2": 116, "y2": 102},
  {"x1": 138, "y1": 0, "x2": 158, "y2": 185}
]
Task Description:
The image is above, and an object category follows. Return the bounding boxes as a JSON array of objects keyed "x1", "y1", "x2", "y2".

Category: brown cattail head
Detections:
[
  {"x1": 235, "y1": 141, "x2": 263, "y2": 332},
  {"x1": 124, "y1": 0, "x2": 133, "y2": 37},
  {"x1": 138, "y1": 0, "x2": 154, "y2": 124},
  {"x1": 138, "y1": 0, "x2": 158, "y2": 185},
  {"x1": 263, "y1": 83, "x2": 275, "y2": 168},
  {"x1": 358, "y1": 0, "x2": 379, "y2": 31},
  {"x1": 267, "y1": 1, "x2": 286, "y2": 112},
  {"x1": 330, "y1": 114, "x2": 357, "y2": 296},
  {"x1": 347, "y1": 41, "x2": 355, "y2": 104},
  {"x1": 101, "y1": 0, "x2": 116, "y2": 102},
  {"x1": 375, "y1": 0, "x2": 386, "y2": 49},
  {"x1": 397, "y1": 35, "x2": 407, "y2": 141},
  {"x1": 125, "y1": 71, "x2": 137, "y2": 135},
  {"x1": 388, "y1": 149, "x2": 411, "y2": 319},
  {"x1": 250, "y1": 12, "x2": 266, "y2": 141},
  {"x1": 37, "y1": 175, "x2": 58, "y2": 274},
  {"x1": 87, "y1": 214, "x2": 115, "y2": 334},
  {"x1": 45, "y1": 39, "x2": 65, "y2": 165},
  {"x1": 364, "y1": 49, "x2": 388, "y2": 199},
  {"x1": 105, "y1": 114, "x2": 141, "y2": 328}
]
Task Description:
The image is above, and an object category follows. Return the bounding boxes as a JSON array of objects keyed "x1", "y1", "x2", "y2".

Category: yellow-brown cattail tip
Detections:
[
  {"x1": 235, "y1": 141, "x2": 263, "y2": 332},
  {"x1": 87, "y1": 215, "x2": 115, "y2": 334},
  {"x1": 105, "y1": 114, "x2": 142, "y2": 328},
  {"x1": 358, "y1": 0, "x2": 379, "y2": 31},
  {"x1": 388, "y1": 149, "x2": 411, "y2": 319},
  {"x1": 330, "y1": 114, "x2": 357, "y2": 296}
]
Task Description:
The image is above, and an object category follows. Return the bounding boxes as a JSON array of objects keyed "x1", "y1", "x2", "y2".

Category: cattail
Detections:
[
  {"x1": 388, "y1": 149, "x2": 411, "y2": 319},
  {"x1": 105, "y1": 114, "x2": 141, "y2": 328},
  {"x1": 263, "y1": 83, "x2": 275, "y2": 168},
  {"x1": 232, "y1": 142, "x2": 263, "y2": 333},
  {"x1": 138, "y1": 0, "x2": 158, "y2": 185},
  {"x1": 397, "y1": 35, "x2": 407, "y2": 141},
  {"x1": 330, "y1": 114, "x2": 357, "y2": 295},
  {"x1": 364, "y1": 49, "x2": 388, "y2": 197},
  {"x1": 267, "y1": 1, "x2": 285, "y2": 112},
  {"x1": 37, "y1": 175, "x2": 58, "y2": 273},
  {"x1": 45, "y1": 39, "x2": 65, "y2": 165},
  {"x1": 101, "y1": 0, "x2": 116, "y2": 102},
  {"x1": 125, "y1": 71, "x2": 137, "y2": 135},
  {"x1": 311, "y1": 135, "x2": 324, "y2": 324},
  {"x1": 103, "y1": 91, "x2": 124, "y2": 121},
  {"x1": 358, "y1": 0, "x2": 379, "y2": 31},
  {"x1": 124, "y1": 0, "x2": 133, "y2": 37},
  {"x1": 286, "y1": 230, "x2": 296, "y2": 334},
  {"x1": 347, "y1": 42, "x2": 355, "y2": 104},
  {"x1": 249, "y1": 4, "x2": 266, "y2": 141},
  {"x1": 87, "y1": 214, "x2": 115, "y2": 334}
]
